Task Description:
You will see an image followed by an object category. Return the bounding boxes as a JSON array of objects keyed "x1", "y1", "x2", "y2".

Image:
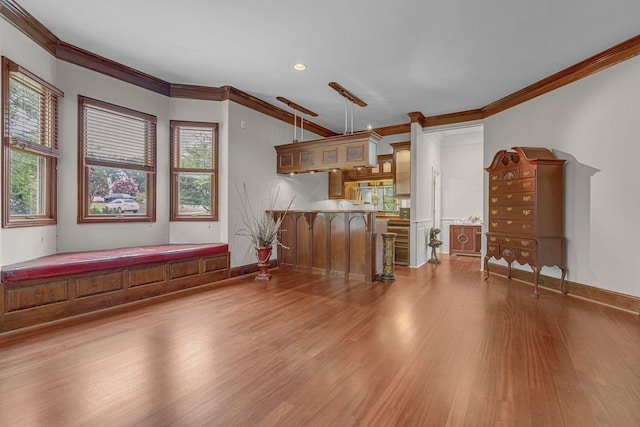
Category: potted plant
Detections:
[{"x1": 236, "y1": 184, "x2": 295, "y2": 280}]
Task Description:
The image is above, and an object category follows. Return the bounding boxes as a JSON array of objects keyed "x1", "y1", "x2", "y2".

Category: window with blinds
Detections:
[
  {"x1": 2, "y1": 56, "x2": 63, "y2": 228},
  {"x1": 170, "y1": 120, "x2": 218, "y2": 221},
  {"x1": 78, "y1": 96, "x2": 157, "y2": 222}
]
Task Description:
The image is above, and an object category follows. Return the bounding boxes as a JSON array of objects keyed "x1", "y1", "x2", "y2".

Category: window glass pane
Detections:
[
  {"x1": 177, "y1": 128, "x2": 213, "y2": 169},
  {"x1": 177, "y1": 173, "x2": 212, "y2": 215},
  {"x1": 9, "y1": 150, "x2": 46, "y2": 216},
  {"x1": 88, "y1": 166, "x2": 147, "y2": 216}
]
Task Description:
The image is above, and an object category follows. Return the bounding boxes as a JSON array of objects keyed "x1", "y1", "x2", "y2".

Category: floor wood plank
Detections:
[{"x1": 1, "y1": 255, "x2": 639, "y2": 426}]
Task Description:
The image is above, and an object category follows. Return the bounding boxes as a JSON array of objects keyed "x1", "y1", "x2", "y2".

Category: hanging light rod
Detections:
[
  {"x1": 276, "y1": 96, "x2": 318, "y2": 117},
  {"x1": 328, "y1": 82, "x2": 367, "y2": 107}
]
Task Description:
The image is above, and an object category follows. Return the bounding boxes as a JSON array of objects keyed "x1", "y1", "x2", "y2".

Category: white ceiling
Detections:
[{"x1": 14, "y1": 0, "x2": 640, "y2": 134}]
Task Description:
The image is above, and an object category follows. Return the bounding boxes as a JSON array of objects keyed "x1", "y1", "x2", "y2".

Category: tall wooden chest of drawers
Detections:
[{"x1": 484, "y1": 147, "x2": 567, "y2": 296}]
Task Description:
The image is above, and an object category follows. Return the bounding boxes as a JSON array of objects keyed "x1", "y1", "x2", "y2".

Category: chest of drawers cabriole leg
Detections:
[{"x1": 484, "y1": 147, "x2": 567, "y2": 297}]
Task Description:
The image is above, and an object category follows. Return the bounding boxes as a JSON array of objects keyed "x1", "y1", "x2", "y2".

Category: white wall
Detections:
[
  {"x1": 168, "y1": 98, "x2": 227, "y2": 244},
  {"x1": 484, "y1": 54, "x2": 640, "y2": 297},
  {"x1": 226, "y1": 102, "x2": 328, "y2": 267},
  {"x1": 440, "y1": 132, "x2": 484, "y2": 253},
  {"x1": 0, "y1": 21, "x2": 59, "y2": 265},
  {"x1": 410, "y1": 123, "x2": 440, "y2": 267},
  {"x1": 55, "y1": 61, "x2": 171, "y2": 252}
]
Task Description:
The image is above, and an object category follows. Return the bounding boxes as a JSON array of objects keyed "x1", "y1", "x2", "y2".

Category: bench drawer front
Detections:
[
  {"x1": 203, "y1": 255, "x2": 229, "y2": 273},
  {"x1": 6, "y1": 281, "x2": 68, "y2": 312},
  {"x1": 129, "y1": 264, "x2": 167, "y2": 287},
  {"x1": 169, "y1": 259, "x2": 200, "y2": 279},
  {"x1": 77, "y1": 272, "x2": 123, "y2": 298}
]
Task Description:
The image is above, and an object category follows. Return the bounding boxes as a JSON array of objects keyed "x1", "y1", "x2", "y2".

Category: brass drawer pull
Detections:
[
  {"x1": 523, "y1": 182, "x2": 531, "y2": 188},
  {"x1": 491, "y1": 185, "x2": 498, "y2": 191},
  {"x1": 506, "y1": 207, "x2": 512, "y2": 212},
  {"x1": 522, "y1": 196, "x2": 531, "y2": 202},
  {"x1": 490, "y1": 237, "x2": 496, "y2": 242},
  {"x1": 507, "y1": 194, "x2": 513, "y2": 199},
  {"x1": 521, "y1": 251, "x2": 530, "y2": 257},
  {"x1": 506, "y1": 220, "x2": 513, "y2": 225},
  {"x1": 491, "y1": 197, "x2": 498, "y2": 203},
  {"x1": 505, "y1": 237, "x2": 511, "y2": 242},
  {"x1": 522, "y1": 209, "x2": 531, "y2": 216},
  {"x1": 521, "y1": 240, "x2": 529, "y2": 246},
  {"x1": 491, "y1": 209, "x2": 498, "y2": 215}
]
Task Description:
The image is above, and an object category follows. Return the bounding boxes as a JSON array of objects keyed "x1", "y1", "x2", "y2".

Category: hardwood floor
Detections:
[{"x1": 1, "y1": 255, "x2": 639, "y2": 426}]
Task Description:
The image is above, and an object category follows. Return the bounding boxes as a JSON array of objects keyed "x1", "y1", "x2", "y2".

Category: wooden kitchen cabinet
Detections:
[
  {"x1": 328, "y1": 170, "x2": 346, "y2": 199},
  {"x1": 484, "y1": 146, "x2": 567, "y2": 297},
  {"x1": 391, "y1": 141, "x2": 410, "y2": 197}
]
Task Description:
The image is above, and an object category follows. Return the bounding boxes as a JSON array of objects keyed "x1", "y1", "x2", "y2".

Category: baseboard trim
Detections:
[{"x1": 487, "y1": 263, "x2": 640, "y2": 315}]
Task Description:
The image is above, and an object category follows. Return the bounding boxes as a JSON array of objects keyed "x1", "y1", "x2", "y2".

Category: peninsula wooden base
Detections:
[{"x1": 272, "y1": 210, "x2": 376, "y2": 282}]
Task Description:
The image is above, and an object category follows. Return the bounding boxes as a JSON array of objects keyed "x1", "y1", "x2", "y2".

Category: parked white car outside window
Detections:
[{"x1": 105, "y1": 198, "x2": 140, "y2": 213}]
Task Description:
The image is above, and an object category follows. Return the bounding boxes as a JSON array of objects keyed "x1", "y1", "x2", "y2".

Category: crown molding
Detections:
[
  {"x1": 169, "y1": 84, "x2": 225, "y2": 101},
  {"x1": 373, "y1": 123, "x2": 410, "y2": 136},
  {"x1": 423, "y1": 109, "x2": 484, "y2": 128},
  {"x1": 407, "y1": 111, "x2": 425, "y2": 125},
  {"x1": 0, "y1": 0, "x2": 57, "y2": 54},
  {"x1": 223, "y1": 86, "x2": 336, "y2": 137},
  {"x1": 57, "y1": 41, "x2": 171, "y2": 96}
]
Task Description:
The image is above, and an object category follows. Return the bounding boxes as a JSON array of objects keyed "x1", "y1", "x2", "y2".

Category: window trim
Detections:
[
  {"x1": 169, "y1": 120, "x2": 218, "y2": 221},
  {"x1": 2, "y1": 56, "x2": 62, "y2": 228},
  {"x1": 78, "y1": 95, "x2": 157, "y2": 223}
]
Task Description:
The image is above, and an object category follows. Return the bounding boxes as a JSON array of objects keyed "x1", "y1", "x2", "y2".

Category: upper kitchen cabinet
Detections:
[
  {"x1": 275, "y1": 131, "x2": 380, "y2": 175},
  {"x1": 391, "y1": 141, "x2": 411, "y2": 197}
]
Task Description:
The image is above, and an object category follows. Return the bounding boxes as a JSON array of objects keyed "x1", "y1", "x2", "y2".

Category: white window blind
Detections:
[
  {"x1": 81, "y1": 96, "x2": 157, "y2": 172},
  {"x1": 8, "y1": 67, "x2": 62, "y2": 158},
  {"x1": 171, "y1": 125, "x2": 215, "y2": 170}
]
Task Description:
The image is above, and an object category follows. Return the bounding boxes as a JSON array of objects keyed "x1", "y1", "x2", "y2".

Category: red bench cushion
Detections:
[{"x1": 1, "y1": 244, "x2": 229, "y2": 283}]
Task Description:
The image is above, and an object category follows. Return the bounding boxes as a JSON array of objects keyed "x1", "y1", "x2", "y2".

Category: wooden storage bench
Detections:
[{"x1": 0, "y1": 244, "x2": 230, "y2": 333}]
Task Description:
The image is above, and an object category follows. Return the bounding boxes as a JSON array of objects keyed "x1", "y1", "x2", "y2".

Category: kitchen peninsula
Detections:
[{"x1": 272, "y1": 210, "x2": 379, "y2": 282}]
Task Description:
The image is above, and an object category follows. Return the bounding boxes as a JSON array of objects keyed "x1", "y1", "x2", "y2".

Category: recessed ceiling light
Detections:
[{"x1": 294, "y1": 63, "x2": 306, "y2": 71}]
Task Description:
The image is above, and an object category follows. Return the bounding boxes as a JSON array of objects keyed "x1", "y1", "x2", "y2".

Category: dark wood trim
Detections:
[
  {"x1": 56, "y1": 42, "x2": 171, "y2": 96},
  {"x1": 0, "y1": 0, "x2": 58, "y2": 55},
  {"x1": 407, "y1": 111, "x2": 425, "y2": 125},
  {"x1": 223, "y1": 86, "x2": 336, "y2": 137},
  {"x1": 483, "y1": 34, "x2": 640, "y2": 118},
  {"x1": 169, "y1": 84, "x2": 225, "y2": 101},
  {"x1": 487, "y1": 263, "x2": 640, "y2": 315},
  {"x1": 423, "y1": 109, "x2": 484, "y2": 128},
  {"x1": 374, "y1": 123, "x2": 410, "y2": 136},
  {"x1": 229, "y1": 259, "x2": 278, "y2": 278}
]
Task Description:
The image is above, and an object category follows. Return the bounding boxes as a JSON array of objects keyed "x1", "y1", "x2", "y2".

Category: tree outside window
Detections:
[
  {"x1": 170, "y1": 121, "x2": 218, "y2": 221},
  {"x1": 2, "y1": 57, "x2": 62, "y2": 228},
  {"x1": 78, "y1": 96, "x2": 156, "y2": 222}
]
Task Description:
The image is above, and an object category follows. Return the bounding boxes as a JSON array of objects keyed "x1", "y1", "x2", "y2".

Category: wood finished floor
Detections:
[{"x1": 1, "y1": 255, "x2": 639, "y2": 427}]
